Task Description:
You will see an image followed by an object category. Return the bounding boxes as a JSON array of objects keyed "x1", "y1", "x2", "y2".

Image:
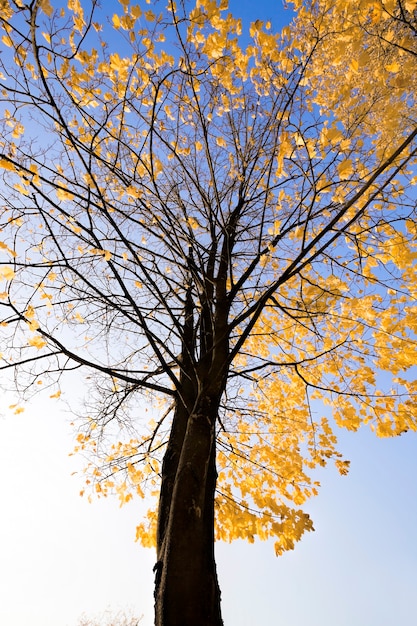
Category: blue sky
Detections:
[
  {"x1": 228, "y1": 0, "x2": 294, "y2": 26},
  {"x1": 1, "y1": 1, "x2": 417, "y2": 625}
]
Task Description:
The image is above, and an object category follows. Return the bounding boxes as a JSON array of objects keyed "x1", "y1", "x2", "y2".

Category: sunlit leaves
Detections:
[
  {"x1": 338, "y1": 158, "x2": 354, "y2": 180},
  {"x1": 0, "y1": 265, "x2": 14, "y2": 280},
  {"x1": 0, "y1": 158, "x2": 15, "y2": 172},
  {"x1": 39, "y1": 0, "x2": 53, "y2": 17},
  {"x1": 1, "y1": 33, "x2": 12, "y2": 47},
  {"x1": 385, "y1": 61, "x2": 401, "y2": 73},
  {"x1": 295, "y1": 0, "x2": 417, "y2": 154},
  {"x1": 28, "y1": 335, "x2": 47, "y2": 349},
  {"x1": 9, "y1": 403, "x2": 25, "y2": 414}
]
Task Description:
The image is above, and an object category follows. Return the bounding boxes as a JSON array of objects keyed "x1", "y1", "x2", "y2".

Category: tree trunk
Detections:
[{"x1": 154, "y1": 393, "x2": 223, "y2": 626}]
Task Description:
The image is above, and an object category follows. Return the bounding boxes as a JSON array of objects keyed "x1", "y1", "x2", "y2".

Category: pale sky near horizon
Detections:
[
  {"x1": 1, "y1": 395, "x2": 417, "y2": 626},
  {"x1": 1, "y1": 1, "x2": 417, "y2": 625}
]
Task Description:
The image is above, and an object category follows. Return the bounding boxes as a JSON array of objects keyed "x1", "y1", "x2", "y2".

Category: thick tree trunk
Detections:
[
  {"x1": 154, "y1": 394, "x2": 223, "y2": 626},
  {"x1": 154, "y1": 257, "x2": 230, "y2": 625}
]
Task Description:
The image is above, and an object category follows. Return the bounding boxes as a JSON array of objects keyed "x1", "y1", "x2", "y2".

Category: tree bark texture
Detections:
[{"x1": 154, "y1": 394, "x2": 223, "y2": 626}]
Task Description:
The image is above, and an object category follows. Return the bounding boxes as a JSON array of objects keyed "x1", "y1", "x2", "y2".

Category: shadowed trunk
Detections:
[{"x1": 154, "y1": 393, "x2": 223, "y2": 626}]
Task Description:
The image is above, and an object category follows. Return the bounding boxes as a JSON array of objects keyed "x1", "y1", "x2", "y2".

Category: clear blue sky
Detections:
[{"x1": 0, "y1": 1, "x2": 416, "y2": 625}]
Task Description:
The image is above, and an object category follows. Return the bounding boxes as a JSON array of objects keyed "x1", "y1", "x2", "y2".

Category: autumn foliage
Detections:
[{"x1": 0, "y1": 0, "x2": 416, "y2": 624}]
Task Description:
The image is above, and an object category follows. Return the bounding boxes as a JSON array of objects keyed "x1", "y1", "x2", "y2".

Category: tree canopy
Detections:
[{"x1": 0, "y1": 0, "x2": 416, "y2": 623}]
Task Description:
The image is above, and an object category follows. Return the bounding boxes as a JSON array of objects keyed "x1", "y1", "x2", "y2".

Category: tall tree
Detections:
[{"x1": 0, "y1": 1, "x2": 416, "y2": 624}]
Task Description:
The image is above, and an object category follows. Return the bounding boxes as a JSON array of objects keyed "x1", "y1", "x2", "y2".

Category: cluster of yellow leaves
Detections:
[
  {"x1": 0, "y1": 109, "x2": 25, "y2": 139},
  {"x1": 215, "y1": 327, "x2": 346, "y2": 551},
  {"x1": 218, "y1": 208, "x2": 417, "y2": 547},
  {"x1": 294, "y1": 0, "x2": 417, "y2": 156},
  {"x1": 24, "y1": 305, "x2": 47, "y2": 349},
  {"x1": 0, "y1": 264, "x2": 14, "y2": 280},
  {"x1": 8, "y1": 403, "x2": 25, "y2": 415},
  {"x1": 72, "y1": 420, "x2": 162, "y2": 544},
  {"x1": 251, "y1": 228, "x2": 417, "y2": 441}
]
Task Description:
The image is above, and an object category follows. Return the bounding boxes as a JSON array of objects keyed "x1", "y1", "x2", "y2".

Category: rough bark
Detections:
[{"x1": 154, "y1": 393, "x2": 223, "y2": 626}]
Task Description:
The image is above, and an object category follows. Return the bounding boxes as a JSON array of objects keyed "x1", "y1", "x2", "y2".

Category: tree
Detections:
[
  {"x1": 77, "y1": 608, "x2": 143, "y2": 626},
  {"x1": 0, "y1": 1, "x2": 416, "y2": 624}
]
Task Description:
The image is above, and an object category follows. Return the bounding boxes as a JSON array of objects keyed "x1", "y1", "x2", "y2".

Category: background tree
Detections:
[
  {"x1": 77, "y1": 608, "x2": 143, "y2": 626},
  {"x1": 0, "y1": 1, "x2": 416, "y2": 625}
]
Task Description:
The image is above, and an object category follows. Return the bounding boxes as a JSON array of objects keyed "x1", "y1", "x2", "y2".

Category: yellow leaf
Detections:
[
  {"x1": 164, "y1": 105, "x2": 175, "y2": 121},
  {"x1": 0, "y1": 266, "x2": 15, "y2": 280},
  {"x1": 216, "y1": 136, "x2": 227, "y2": 148},
  {"x1": 12, "y1": 123, "x2": 24, "y2": 138},
  {"x1": 25, "y1": 305, "x2": 35, "y2": 319},
  {"x1": 39, "y1": 0, "x2": 53, "y2": 16},
  {"x1": 28, "y1": 335, "x2": 47, "y2": 349},
  {"x1": 0, "y1": 241, "x2": 15, "y2": 256},
  {"x1": 349, "y1": 58, "x2": 359, "y2": 73},
  {"x1": 385, "y1": 61, "x2": 400, "y2": 73},
  {"x1": 56, "y1": 187, "x2": 74, "y2": 201},
  {"x1": 0, "y1": 158, "x2": 15, "y2": 171},
  {"x1": 404, "y1": 1, "x2": 417, "y2": 12},
  {"x1": 187, "y1": 216, "x2": 200, "y2": 229},
  {"x1": 28, "y1": 319, "x2": 40, "y2": 331},
  {"x1": 338, "y1": 158, "x2": 354, "y2": 180},
  {"x1": 50, "y1": 390, "x2": 62, "y2": 399},
  {"x1": 1, "y1": 34, "x2": 12, "y2": 48}
]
